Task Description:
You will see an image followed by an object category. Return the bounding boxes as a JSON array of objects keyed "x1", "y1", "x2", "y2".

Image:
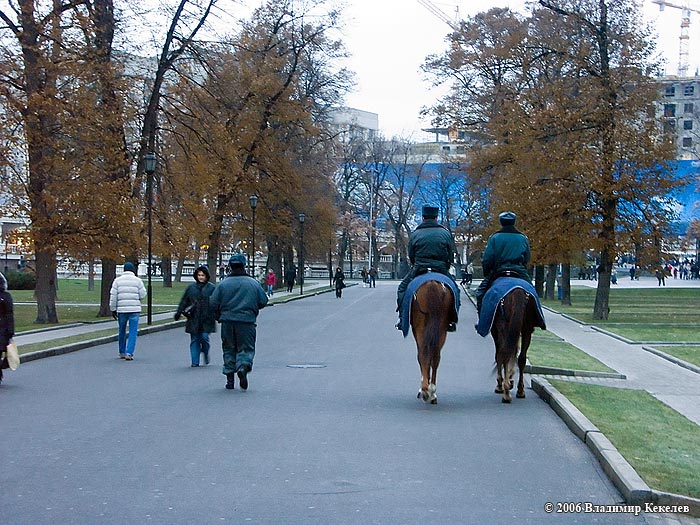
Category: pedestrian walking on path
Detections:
[
  {"x1": 333, "y1": 267, "x2": 346, "y2": 298},
  {"x1": 210, "y1": 254, "x2": 268, "y2": 390},
  {"x1": 109, "y1": 262, "x2": 146, "y2": 361},
  {"x1": 175, "y1": 265, "x2": 216, "y2": 367},
  {"x1": 265, "y1": 269, "x2": 277, "y2": 297},
  {"x1": 0, "y1": 271, "x2": 15, "y2": 385},
  {"x1": 285, "y1": 265, "x2": 296, "y2": 292}
]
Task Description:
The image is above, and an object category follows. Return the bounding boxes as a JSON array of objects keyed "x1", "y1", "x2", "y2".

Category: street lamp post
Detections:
[
  {"x1": 249, "y1": 195, "x2": 258, "y2": 278},
  {"x1": 299, "y1": 213, "x2": 305, "y2": 295},
  {"x1": 144, "y1": 153, "x2": 157, "y2": 326}
]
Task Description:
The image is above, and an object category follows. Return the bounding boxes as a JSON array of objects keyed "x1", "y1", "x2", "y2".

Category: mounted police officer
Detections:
[
  {"x1": 396, "y1": 204, "x2": 457, "y2": 331},
  {"x1": 474, "y1": 211, "x2": 531, "y2": 319}
]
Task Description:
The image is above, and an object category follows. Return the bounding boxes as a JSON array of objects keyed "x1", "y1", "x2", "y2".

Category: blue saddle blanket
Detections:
[
  {"x1": 476, "y1": 277, "x2": 546, "y2": 337},
  {"x1": 400, "y1": 272, "x2": 460, "y2": 337}
]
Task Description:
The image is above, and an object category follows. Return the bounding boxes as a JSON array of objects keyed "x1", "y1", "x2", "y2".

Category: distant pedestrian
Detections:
[
  {"x1": 629, "y1": 266, "x2": 636, "y2": 280},
  {"x1": 109, "y1": 262, "x2": 146, "y2": 361},
  {"x1": 0, "y1": 272, "x2": 15, "y2": 385},
  {"x1": 333, "y1": 267, "x2": 346, "y2": 298},
  {"x1": 368, "y1": 266, "x2": 377, "y2": 288},
  {"x1": 265, "y1": 269, "x2": 277, "y2": 297},
  {"x1": 175, "y1": 265, "x2": 216, "y2": 367},
  {"x1": 611, "y1": 268, "x2": 618, "y2": 285},
  {"x1": 361, "y1": 267, "x2": 368, "y2": 287},
  {"x1": 655, "y1": 267, "x2": 666, "y2": 286},
  {"x1": 210, "y1": 254, "x2": 268, "y2": 390},
  {"x1": 285, "y1": 265, "x2": 296, "y2": 293}
]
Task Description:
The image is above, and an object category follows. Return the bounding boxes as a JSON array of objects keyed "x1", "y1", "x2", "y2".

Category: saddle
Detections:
[
  {"x1": 399, "y1": 271, "x2": 460, "y2": 338},
  {"x1": 475, "y1": 277, "x2": 546, "y2": 337}
]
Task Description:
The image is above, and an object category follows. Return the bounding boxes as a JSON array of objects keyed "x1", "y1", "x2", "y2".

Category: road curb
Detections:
[
  {"x1": 641, "y1": 345, "x2": 700, "y2": 375},
  {"x1": 525, "y1": 364, "x2": 626, "y2": 379},
  {"x1": 531, "y1": 376, "x2": 700, "y2": 516}
]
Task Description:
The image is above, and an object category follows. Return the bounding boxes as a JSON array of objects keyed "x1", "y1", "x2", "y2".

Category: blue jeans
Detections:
[
  {"x1": 118, "y1": 312, "x2": 140, "y2": 356},
  {"x1": 190, "y1": 332, "x2": 210, "y2": 365}
]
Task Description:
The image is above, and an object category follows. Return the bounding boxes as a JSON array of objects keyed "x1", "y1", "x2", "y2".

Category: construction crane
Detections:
[
  {"x1": 652, "y1": 0, "x2": 700, "y2": 76},
  {"x1": 416, "y1": 0, "x2": 460, "y2": 32}
]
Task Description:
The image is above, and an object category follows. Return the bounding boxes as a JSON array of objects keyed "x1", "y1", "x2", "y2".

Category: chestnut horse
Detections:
[
  {"x1": 411, "y1": 280, "x2": 454, "y2": 404},
  {"x1": 491, "y1": 287, "x2": 539, "y2": 403}
]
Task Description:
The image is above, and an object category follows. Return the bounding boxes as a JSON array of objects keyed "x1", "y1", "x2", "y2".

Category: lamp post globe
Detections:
[{"x1": 144, "y1": 152, "x2": 156, "y2": 325}]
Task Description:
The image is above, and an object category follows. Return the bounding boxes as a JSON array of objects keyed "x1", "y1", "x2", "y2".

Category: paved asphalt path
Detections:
[{"x1": 0, "y1": 282, "x2": 672, "y2": 524}]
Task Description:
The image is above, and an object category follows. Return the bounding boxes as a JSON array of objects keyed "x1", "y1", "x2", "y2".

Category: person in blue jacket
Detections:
[{"x1": 210, "y1": 254, "x2": 268, "y2": 391}]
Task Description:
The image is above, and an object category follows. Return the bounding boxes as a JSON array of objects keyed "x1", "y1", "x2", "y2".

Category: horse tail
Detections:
[
  {"x1": 420, "y1": 282, "x2": 449, "y2": 368},
  {"x1": 504, "y1": 289, "x2": 527, "y2": 354}
]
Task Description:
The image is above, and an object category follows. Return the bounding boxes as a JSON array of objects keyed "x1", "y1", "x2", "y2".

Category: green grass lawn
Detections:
[
  {"x1": 527, "y1": 333, "x2": 616, "y2": 373},
  {"x1": 652, "y1": 346, "x2": 700, "y2": 367},
  {"x1": 549, "y1": 380, "x2": 700, "y2": 499},
  {"x1": 542, "y1": 287, "x2": 700, "y2": 344}
]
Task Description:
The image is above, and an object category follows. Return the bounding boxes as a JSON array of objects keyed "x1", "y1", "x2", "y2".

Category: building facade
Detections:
[{"x1": 658, "y1": 74, "x2": 700, "y2": 160}]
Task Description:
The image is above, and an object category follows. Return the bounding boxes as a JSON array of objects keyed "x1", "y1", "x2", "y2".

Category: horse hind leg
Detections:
[
  {"x1": 495, "y1": 361, "x2": 505, "y2": 394},
  {"x1": 417, "y1": 356, "x2": 431, "y2": 402},
  {"x1": 501, "y1": 356, "x2": 515, "y2": 403},
  {"x1": 428, "y1": 382, "x2": 437, "y2": 404},
  {"x1": 516, "y1": 330, "x2": 533, "y2": 399}
]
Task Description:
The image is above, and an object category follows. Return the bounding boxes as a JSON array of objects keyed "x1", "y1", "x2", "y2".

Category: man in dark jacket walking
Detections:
[
  {"x1": 175, "y1": 265, "x2": 216, "y2": 367},
  {"x1": 396, "y1": 204, "x2": 456, "y2": 330},
  {"x1": 474, "y1": 211, "x2": 531, "y2": 317},
  {"x1": 210, "y1": 254, "x2": 268, "y2": 390}
]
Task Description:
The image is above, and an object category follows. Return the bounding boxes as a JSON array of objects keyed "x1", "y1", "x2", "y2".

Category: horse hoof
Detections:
[
  {"x1": 430, "y1": 398, "x2": 438, "y2": 404},
  {"x1": 502, "y1": 397, "x2": 512, "y2": 404},
  {"x1": 495, "y1": 387, "x2": 503, "y2": 394},
  {"x1": 417, "y1": 392, "x2": 421, "y2": 399},
  {"x1": 516, "y1": 392, "x2": 526, "y2": 399}
]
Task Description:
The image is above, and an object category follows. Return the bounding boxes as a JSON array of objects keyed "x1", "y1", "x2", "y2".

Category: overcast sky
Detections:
[{"x1": 230, "y1": 1, "x2": 700, "y2": 140}]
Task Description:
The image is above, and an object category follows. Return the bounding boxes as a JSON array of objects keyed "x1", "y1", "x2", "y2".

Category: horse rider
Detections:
[
  {"x1": 474, "y1": 211, "x2": 531, "y2": 320},
  {"x1": 396, "y1": 204, "x2": 457, "y2": 331}
]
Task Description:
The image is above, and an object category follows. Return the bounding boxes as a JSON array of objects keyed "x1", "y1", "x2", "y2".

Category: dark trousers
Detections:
[{"x1": 220, "y1": 321, "x2": 256, "y2": 375}]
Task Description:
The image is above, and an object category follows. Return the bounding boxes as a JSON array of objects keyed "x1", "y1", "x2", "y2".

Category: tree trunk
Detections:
[
  {"x1": 266, "y1": 235, "x2": 284, "y2": 289},
  {"x1": 175, "y1": 255, "x2": 185, "y2": 283},
  {"x1": 161, "y1": 255, "x2": 172, "y2": 287},
  {"x1": 34, "y1": 248, "x2": 58, "y2": 324},
  {"x1": 594, "y1": 247, "x2": 613, "y2": 320},
  {"x1": 544, "y1": 263, "x2": 556, "y2": 300},
  {"x1": 560, "y1": 262, "x2": 571, "y2": 306},
  {"x1": 99, "y1": 258, "x2": 116, "y2": 317},
  {"x1": 534, "y1": 265, "x2": 545, "y2": 297},
  {"x1": 88, "y1": 260, "x2": 95, "y2": 291}
]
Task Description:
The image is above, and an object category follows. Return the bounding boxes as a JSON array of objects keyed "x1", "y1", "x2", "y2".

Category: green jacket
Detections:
[
  {"x1": 482, "y1": 225, "x2": 531, "y2": 280},
  {"x1": 408, "y1": 219, "x2": 455, "y2": 273},
  {"x1": 210, "y1": 273, "x2": 268, "y2": 324}
]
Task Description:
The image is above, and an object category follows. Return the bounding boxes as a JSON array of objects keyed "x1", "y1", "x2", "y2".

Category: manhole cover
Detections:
[{"x1": 287, "y1": 364, "x2": 327, "y2": 369}]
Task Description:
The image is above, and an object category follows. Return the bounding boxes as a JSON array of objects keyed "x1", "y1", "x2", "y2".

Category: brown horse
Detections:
[
  {"x1": 411, "y1": 280, "x2": 455, "y2": 404},
  {"x1": 491, "y1": 287, "x2": 540, "y2": 403}
]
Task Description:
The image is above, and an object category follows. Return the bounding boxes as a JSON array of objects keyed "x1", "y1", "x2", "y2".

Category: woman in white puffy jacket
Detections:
[{"x1": 109, "y1": 262, "x2": 146, "y2": 360}]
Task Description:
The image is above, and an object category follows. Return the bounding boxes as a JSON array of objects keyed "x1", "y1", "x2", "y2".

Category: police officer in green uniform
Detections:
[
  {"x1": 474, "y1": 211, "x2": 531, "y2": 317},
  {"x1": 396, "y1": 204, "x2": 457, "y2": 330},
  {"x1": 210, "y1": 254, "x2": 268, "y2": 391}
]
